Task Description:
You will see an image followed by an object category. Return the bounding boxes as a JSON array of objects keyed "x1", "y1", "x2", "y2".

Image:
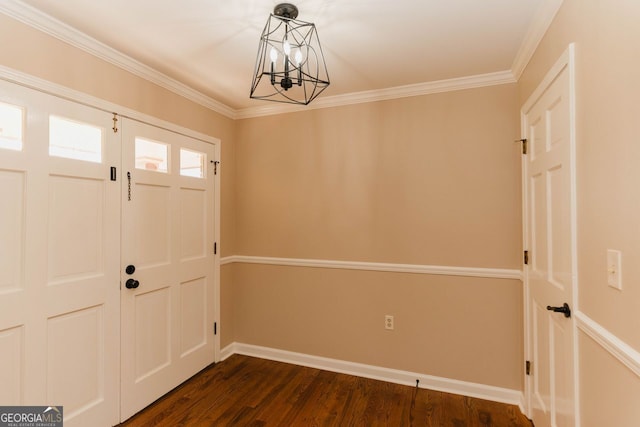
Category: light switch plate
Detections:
[{"x1": 607, "y1": 249, "x2": 622, "y2": 290}]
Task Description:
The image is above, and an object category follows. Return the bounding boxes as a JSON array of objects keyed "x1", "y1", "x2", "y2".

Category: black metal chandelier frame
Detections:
[{"x1": 250, "y1": 3, "x2": 330, "y2": 105}]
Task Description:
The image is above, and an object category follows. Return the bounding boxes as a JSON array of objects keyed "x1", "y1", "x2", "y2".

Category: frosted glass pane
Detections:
[
  {"x1": 49, "y1": 116, "x2": 103, "y2": 163},
  {"x1": 135, "y1": 138, "x2": 168, "y2": 173},
  {"x1": 0, "y1": 102, "x2": 23, "y2": 151},
  {"x1": 180, "y1": 149, "x2": 205, "y2": 178}
]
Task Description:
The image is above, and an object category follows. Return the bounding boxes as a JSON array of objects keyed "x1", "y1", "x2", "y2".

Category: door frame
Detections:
[
  {"x1": 0, "y1": 65, "x2": 223, "y2": 410},
  {"x1": 520, "y1": 43, "x2": 579, "y2": 424}
]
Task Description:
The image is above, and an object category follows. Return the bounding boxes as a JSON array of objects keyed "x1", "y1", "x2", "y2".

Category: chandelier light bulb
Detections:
[
  {"x1": 283, "y1": 40, "x2": 291, "y2": 56},
  {"x1": 295, "y1": 50, "x2": 302, "y2": 66},
  {"x1": 270, "y1": 47, "x2": 278, "y2": 63}
]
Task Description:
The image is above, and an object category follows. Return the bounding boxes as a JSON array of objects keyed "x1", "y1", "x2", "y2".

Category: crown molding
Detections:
[
  {"x1": 0, "y1": 64, "x2": 222, "y2": 146},
  {"x1": 0, "y1": 0, "x2": 236, "y2": 119},
  {"x1": 2, "y1": 0, "x2": 558, "y2": 120},
  {"x1": 235, "y1": 70, "x2": 517, "y2": 119},
  {"x1": 511, "y1": 0, "x2": 564, "y2": 79}
]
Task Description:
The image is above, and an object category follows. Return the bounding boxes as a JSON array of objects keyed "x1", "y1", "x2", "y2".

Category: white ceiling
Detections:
[{"x1": 5, "y1": 0, "x2": 556, "y2": 117}]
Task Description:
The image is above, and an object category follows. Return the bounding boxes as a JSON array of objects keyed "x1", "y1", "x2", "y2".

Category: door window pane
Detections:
[
  {"x1": 49, "y1": 116, "x2": 103, "y2": 163},
  {"x1": 180, "y1": 149, "x2": 205, "y2": 178},
  {"x1": 135, "y1": 138, "x2": 169, "y2": 173},
  {"x1": 0, "y1": 102, "x2": 24, "y2": 151}
]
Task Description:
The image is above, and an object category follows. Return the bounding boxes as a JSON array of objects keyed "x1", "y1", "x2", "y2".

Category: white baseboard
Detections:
[
  {"x1": 220, "y1": 342, "x2": 524, "y2": 408},
  {"x1": 518, "y1": 393, "x2": 527, "y2": 416},
  {"x1": 219, "y1": 343, "x2": 236, "y2": 361}
]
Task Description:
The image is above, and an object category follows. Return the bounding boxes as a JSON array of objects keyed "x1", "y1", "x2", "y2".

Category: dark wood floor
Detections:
[{"x1": 118, "y1": 354, "x2": 533, "y2": 427}]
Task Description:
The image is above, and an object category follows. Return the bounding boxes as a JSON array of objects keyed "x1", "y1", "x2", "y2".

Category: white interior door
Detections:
[
  {"x1": 0, "y1": 80, "x2": 120, "y2": 426},
  {"x1": 120, "y1": 118, "x2": 216, "y2": 421},
  {"x1": 523, "y1": 46, "x2": 577, "y2": 427}
]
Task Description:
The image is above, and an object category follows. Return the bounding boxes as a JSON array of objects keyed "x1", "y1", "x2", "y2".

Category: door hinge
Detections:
[
  {"x1": 210, "y1": 160, "x2": 220, "y2": 175},
  {"x1": 127, "y1": 171, "x2": 132, "y2": 201},
  {"x1": 515, "y1": 138, "x2": 527, "y2": 154},
  {"x1": 214, "y1": 322, "x2": 217, "y2": 335},
  {"x1": 526, "y1": 360, "x2": 531, "y2": 376},
  {"x1": 112, "y1": 113, "x2": 118, "y2": 133},
  {"x1": 110, "y1": 167, "x2": 117, "y2": 181},
  {"x1": 524, "y1": 250, "x2": 529, "y2": 265},
  {"x1": 214, "y1": 242, "x2": 217, "y2": 255}
]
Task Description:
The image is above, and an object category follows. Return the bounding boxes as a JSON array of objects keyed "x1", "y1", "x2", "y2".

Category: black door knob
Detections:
[
  {"x1": 547, "y1": 302, "x2": 571, "y2": 318},
  {"x1": 125, "y1": 265, "x2": 136, "y2": 275},
  {"x1": 125, "y1": 279, "x2": 139, "y2": 289}
]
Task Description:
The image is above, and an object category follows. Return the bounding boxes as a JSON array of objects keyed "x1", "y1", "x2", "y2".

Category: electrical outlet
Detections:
[{"x1": 385, "y1": 315, "x2": 394, "y2": 330}]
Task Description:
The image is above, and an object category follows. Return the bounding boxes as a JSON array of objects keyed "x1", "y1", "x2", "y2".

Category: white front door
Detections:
[
  {"x1": 120, "y1": 118, "x2": 216, "y2": 421},
  {"x1": 523, "y1": 45, "x2": 577, "y2": 427},
  {"x1": 0, "y1": 80, "x2": 120, "y2": 426}
]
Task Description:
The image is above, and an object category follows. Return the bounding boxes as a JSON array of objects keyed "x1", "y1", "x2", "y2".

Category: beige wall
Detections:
[
  {"x1": 233, "y1": 85, "x2": 524, "y2": 390},
  {"x1": 579, "y1": 334, "x2": 640, "y2": 427},
  {"x1": 520, "y1": 0, "x2": 640, "y2": 424},
  {"x1": 0, "y1": 14, "x2": 238, "y2": 345},
  {"x1": 233, "y1": 264, "x2": 523, "y2": 389},
  {"x1": 236, "y1": 86, "x2": 522, "y2": 267}
]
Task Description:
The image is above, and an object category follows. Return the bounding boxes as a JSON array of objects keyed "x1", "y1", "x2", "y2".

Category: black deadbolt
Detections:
[{"x1": 125, "y1": 265, "x2": 136, "y2": 275}]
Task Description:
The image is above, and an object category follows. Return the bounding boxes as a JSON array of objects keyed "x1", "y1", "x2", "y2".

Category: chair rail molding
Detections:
[
  {"x1": 220, "y1": 255, "x2": 522, "y2": 280},
  {"x1": 575, "y1": 310, "x2": 640, "y2": 378}
]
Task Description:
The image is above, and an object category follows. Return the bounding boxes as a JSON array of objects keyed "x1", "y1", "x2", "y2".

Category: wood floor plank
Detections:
[
  {"x1": 414, "y1": 388, "x2": 445, "y2": 426},
  {"x1": 118, "y1": 354, "x2": 533, "y2": 427}
]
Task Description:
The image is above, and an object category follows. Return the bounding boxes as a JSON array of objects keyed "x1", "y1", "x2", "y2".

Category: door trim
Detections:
[
  {"x1": 212, "y1": 142, "x2": 221, "y2": 362},
  {"x1": 520, "y1": 43, "x2": 579, "y2": 423}
]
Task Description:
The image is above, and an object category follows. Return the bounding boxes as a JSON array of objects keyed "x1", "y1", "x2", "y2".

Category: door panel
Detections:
[
  {"x1": 48, "y1": 175, "x2": 104, "y2": 282},
  {"x1": 135, "y1": 287, "x2": 171, "y2": 379},
  {"x1": 120, "y1": 119, "x2": 215, "y2": 421},
  {"x1": 0, "y1": 325, "x2": 24, "y2": 405},
  {"x1": 0, "y1": 80, "x2": 120, "y2": 427},
  {"x1": 180, "y1": 277, "x2": 207, "y2": 355},
  {"x1": 524, "y1": 50, "x2": 576, "y2": 427},
  {"x1": 47, "y1": 306, "x2": 105, "y2": 411},
  {"x1": 532, "y1": 302, "x2": 550, "y2": 414},
  {"x1": 180, "y1": 188, "x2": 207, "y2": 259},
  {"x1": 0, "y1": 170, "x2": 24, "y2": 291},
  {"x1": 135, "y1": 183, "x2": 171, "y2": 266}
]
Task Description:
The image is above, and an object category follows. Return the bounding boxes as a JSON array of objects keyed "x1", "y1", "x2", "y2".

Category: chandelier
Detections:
[{"x1": 250, "y1": 3, "x2": 330, "y2": 105}]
